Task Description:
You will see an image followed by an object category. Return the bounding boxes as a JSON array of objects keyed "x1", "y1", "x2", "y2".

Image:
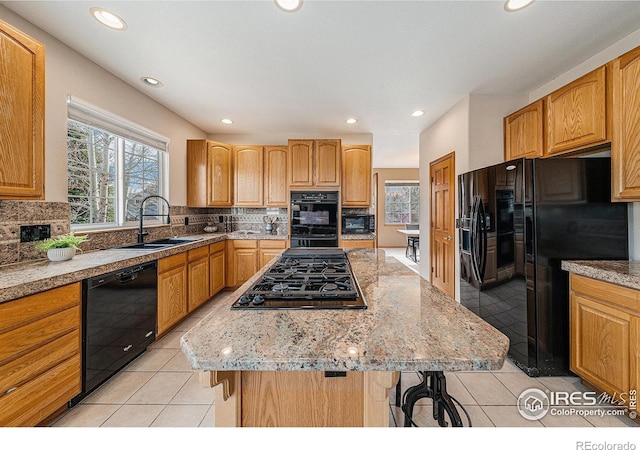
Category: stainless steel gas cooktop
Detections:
[{"x1": 231, "y1": 248, "x2": 367, "y2": 310}]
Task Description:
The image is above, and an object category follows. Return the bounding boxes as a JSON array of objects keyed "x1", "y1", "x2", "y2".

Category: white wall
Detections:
[
  {"x1": 371, "y1": 134, "x2": 419, "y2": 169},
  {"x1": 0, "y1": 5, "x2": 207, "y2": 205},
  {"x1": 418, "y1": 95, "x2": 470, "y2": 289}
]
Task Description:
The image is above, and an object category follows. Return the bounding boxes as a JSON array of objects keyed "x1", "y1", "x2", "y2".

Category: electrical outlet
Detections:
[
  {"x1": 20, "y1": 225, "x2": 51, "y2": 242},
  {"x1": 184, "y1": 217, "x2": 189, "y2": 225}
]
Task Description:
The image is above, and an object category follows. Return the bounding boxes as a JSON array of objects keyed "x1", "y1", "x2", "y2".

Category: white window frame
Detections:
[
  {"x1": 384, "y1": 180, "x2": 420, "y2": 225},
  {"x1": 67, "y1": 96, "x2": 170, "y2": 231}
]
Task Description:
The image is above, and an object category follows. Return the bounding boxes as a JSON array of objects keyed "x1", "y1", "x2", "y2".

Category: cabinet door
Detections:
[
  {"x1": 571, "y1": 293, "x2": 631, "y2": 398},
  {"x1": 546, "y1": 66, "x2": 608, "y2": 156},
  {"x1": 264, "y1": 146, "x2": 288, "y2": 206},
  {"x1": 612, "y1": 47, "x2": 640, "y2": 201},
  {"x1": 208, "y1": 141, "x2": 233, "y2": 206},
  {"x1": 188, "y1": 249, "x2": 210, "y2": 312},
  {"x1": 504, "y1": 100, "x2": 544, "y2": 160},
  {"x1": 288, "y1": 140, "x2": 314, "y2": 187},
  {"x1": 234, "y1": 146, "x2": 263, "y2": 206},
  {"x1": 209, "y1": 250, "x2": 226, "y2": 297},
  {"x1": 233, "y1": 248, "x2": 259, "y2": 286},
  {"x1": 258, "y1": 240, "x2": 286, "y2": 269},
  {"x1": 341, "y1": 145, "x2": 371, "y2": 206},
  {"x1": 340, "y1": 240, "x2": 375, "y2": 248},
  {"x1": 315, "y1": 139, "x2": 341, "y2": 187},
  {"x1": 158, "y1": 261, "x2": 188, "y2": 335},
  {"x1": 0, "y1": 19, "x2": 45, "y2": 200}
]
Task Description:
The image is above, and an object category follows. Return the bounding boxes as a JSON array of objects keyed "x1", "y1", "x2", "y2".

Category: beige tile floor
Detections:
[{"x1": 49, "y1": 248, "x2": 639, "y2": 428}]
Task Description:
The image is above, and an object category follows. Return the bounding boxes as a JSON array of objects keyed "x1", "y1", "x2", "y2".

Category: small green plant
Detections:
[{"x1": 35, "y1": 232, "x2": 89, "y2": 252}]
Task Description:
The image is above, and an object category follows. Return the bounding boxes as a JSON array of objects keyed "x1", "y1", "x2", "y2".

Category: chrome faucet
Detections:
[{"x1": 138, "y1": 195, "x2": 171, "y2": 243}]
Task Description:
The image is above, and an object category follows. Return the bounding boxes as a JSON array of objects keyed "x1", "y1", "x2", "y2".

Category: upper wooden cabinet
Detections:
[
  {"x1": 264, "y1": 146, "x2": 288, "y2": 207},
  {"x1": 612, "y1": 46, "x2": 640, "y2": 201},
  {"x1": 234, "y1": 145, "x2": 264, "y2": 206},
  {"x1": 187, "y1": 140, "x2": 233, "y2": 207},
  {"x1": 546, "y1": 65, "x2": 609, "y2": 156},
  {"x1": 341, "y1": 145, "x2": 372, "y2": 206},
  {"x1": 289, "y1": 139, "x2": 341, "y2": 188},
  {"x1": 504, "y1": 100, "x2": 545, "y2": 160},
  {"x1": 0, "y1": 19, "x2": 45, "y2": 200}
]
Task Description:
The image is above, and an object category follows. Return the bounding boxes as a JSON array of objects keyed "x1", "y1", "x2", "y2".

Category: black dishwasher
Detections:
[{"x1": 82, "y1": 261, "x2": 157, "y2": 397}]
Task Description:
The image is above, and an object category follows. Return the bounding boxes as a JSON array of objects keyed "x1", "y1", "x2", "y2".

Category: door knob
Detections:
[{"x1": 444, "y1": 235, "x2": 453, "y2": 241}]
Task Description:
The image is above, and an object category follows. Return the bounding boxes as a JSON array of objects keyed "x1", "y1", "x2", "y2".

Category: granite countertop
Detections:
[
  {"x1": 0, "y1": 232, "x2": 288, "y2": 304},
  {"x1": 340, "y1": 233, "x2": 376, "y2": 240},
  {"x1": 562, "y1": 260, "x2": 640, "y2": 291},
  {"x1": 180, "y1": 249, "x2": 509, "y2": 372}
]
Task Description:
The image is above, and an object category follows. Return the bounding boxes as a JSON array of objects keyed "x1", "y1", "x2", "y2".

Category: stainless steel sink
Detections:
[{"x1": 111, "y1": 237, "x2": 203, "y2": 250}]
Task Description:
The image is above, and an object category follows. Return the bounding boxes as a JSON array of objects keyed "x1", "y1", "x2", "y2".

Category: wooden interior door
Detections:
[{"x1": 430, "y1": 152, "x2": 455, "y2": 298}]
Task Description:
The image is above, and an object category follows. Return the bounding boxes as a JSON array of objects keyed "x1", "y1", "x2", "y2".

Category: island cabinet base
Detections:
[{"x1": 200, "y1": 370, "x2": 399, "y2": 427}]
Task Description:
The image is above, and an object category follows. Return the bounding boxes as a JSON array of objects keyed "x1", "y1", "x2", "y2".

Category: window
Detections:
[
  {"x1": 67, "y1": 96, "x2": 169, "y2": 229},
  {"x1": 384, "y1": 180, "x2": 419, "y2": 224}
]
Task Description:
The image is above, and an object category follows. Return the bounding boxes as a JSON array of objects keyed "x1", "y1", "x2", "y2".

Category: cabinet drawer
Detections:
[
  {"x1": 0, "y1": 330, "x2": 79, "y2": 395},
  {"x1": 259, "y1": 240, "x2": 287, "y2": 249},
  {"x1": 209, "y1": 241, "x2": 225, "y2": 253},
  {"x1": 0, "y1": 354, "x2": 81, "y2": 427},
  {"x1": 159, "y1": 252, "x2": 187, "y2": 272},
  {"x1": 570, "y1": 274, "x2": 639, "y2": 312},
  {"x1": 232, "y1": 239, "x2": 258, "y2": 249},
  {"x1": 0, "y1": 306, "x2": 80, "y2": 365},
  {"x1": 0, "y1": 283, "x2": 80, "y2": 331},
  {"x1": 188, "y1": 245, "x2": 209, "y2": 261}
]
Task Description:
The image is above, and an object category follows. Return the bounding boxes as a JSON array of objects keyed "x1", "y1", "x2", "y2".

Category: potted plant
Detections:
[{"x1": 35, "y1": 232, "x2": 89, "y2": 262}]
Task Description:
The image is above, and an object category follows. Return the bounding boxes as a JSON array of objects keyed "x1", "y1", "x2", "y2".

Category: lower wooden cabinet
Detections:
[
  {"x1": 158, "y1": 252, "x2": 188, "y2": 336},
  {"x1": 340, "y1": 239, "x2": 375, "y2": 249},
  {"x1": 209, "y1": 241, "x2": 226, "y2": 297},
  {"x1": 227, "y1": 239, "x2": 288, "y2": 287},
  {"x1": 188, "y1": 246, "x2": 210, "y2": 312},
  {"x1": 570, "y1": 274, "x2": 638, "y2": 408},
  {"x1": 0, "y1": 283, "x2": 81, "y2": 426}
]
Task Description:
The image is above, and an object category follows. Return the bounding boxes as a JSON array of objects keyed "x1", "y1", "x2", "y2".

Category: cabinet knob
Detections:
[{"x1": 123, "y1": 345, "x2": 133, "y2": 352}]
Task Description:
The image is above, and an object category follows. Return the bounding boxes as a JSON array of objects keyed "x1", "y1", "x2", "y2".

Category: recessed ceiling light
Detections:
[
  {"x1": 274, "y1": 0, "x2": 303, "y2": 12},
  {"x1": 504, "y1": 0, "x2": 535, "y2": 12},
  {"x1": 89, "y1": 7, "x2": 127, "y2": 30},
  {"x1": 411, "y1": 110, "x2": 425, "y2": 117},
  {"x1": 140, "y1": 77, "x2": 163, "y2": 87},
  {"x1": 221, "y1": 119, "x2": 233, "y2": 125},
  {"x1": 346, "y1": 118, "x2": 357, "y2": 124}
]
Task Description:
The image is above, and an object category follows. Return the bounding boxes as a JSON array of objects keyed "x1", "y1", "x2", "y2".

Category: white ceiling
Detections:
[{"x1": 4, "y1": 0, "x2": 640, "y2": 166}]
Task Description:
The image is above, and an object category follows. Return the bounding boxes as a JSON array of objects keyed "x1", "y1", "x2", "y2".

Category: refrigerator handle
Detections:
[
  {"x1": 470, "y1": 196, "x2": 482, "y2": 284},
  {"x1": 477, "y1": 198, "x2": 487, "y2": 283}
]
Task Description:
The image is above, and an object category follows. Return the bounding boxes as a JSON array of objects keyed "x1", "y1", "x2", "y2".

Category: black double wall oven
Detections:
[{"x1": 290, "y1": 191, "x2": 339, "y2": 248}]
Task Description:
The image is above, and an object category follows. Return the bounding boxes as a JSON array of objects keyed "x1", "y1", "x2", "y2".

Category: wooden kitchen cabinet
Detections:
[
  {"x1": 504, "y1": 100, "x2": 545, "y2": 160},
  {"x1": 0, "y1": 283, "x2": 81, "y2": 426},
  {"x1": 339, "y1": 239, "x2": 375, "y2": 249},
  {"x1": 341, "y1": 145, "x2": 372, "y2": 206},
  {"x1": 264, "y1": 146, "x2": 289, "y2": 206},
  {"x1": 157, "y1": 252, "x2": 188, "y2": 336},
  {"x1": 288, "y1": 139, "x2": 341, "y2": 188},
  {"x1": 570, "y1": 274, "x2": 639, "y2": 407},
  {"x1": 226, "y1": 239, "x2": 288, "y2": 287},
  {"x1": 187, "y1": 246, "x2": 210, "y2": 312},
  {"x1": 0, "y1": 19, "x2": 45, "y2": 200},
  {"x1": 226, "y1": 240, "x2": 259, "y2": 287},
  {"x1": 611, "y1": 46, "x2": 640, "y2": 201},
  {"x1": 234, "y1": 145, "x2": 264, "y2": 206},
  {"x1": 187, "y1": 140, "x2": 233, "y2": 207},
  {"x1": 209, "y1": 241, "x2": 226, "y2": 297},
  {"x1": 258, "y1": 240, "x2": 287, "y2": 269},
  {"x1": 546, "y1": 65, "x2": 609, "y2": 156}
]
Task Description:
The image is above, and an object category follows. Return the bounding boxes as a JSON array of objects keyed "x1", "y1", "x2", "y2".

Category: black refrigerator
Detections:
[{"x1": 458, "y1": 157, "x2": 628, "y2": 376}]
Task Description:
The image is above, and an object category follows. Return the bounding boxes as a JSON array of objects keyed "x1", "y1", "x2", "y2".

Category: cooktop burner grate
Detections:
[{"x1": 231, "y1": 248, "x2": 367, "y2": 310}]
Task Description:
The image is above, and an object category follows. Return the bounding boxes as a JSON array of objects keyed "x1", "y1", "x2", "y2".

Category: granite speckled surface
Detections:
[
  {"x1": 180, "y1": 249, "x2": 509, "y2": 372},
  {"x1": 562, "y1": 260, "x2": 640, "y2": 290},
  {"x1": 340, "y1": 233, "x2": 376, "y2": 240}
]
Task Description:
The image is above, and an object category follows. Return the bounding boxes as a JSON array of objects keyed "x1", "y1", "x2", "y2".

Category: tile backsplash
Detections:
[{"x1": 0, "y1": 201, "x2": 289, "y2": 267}]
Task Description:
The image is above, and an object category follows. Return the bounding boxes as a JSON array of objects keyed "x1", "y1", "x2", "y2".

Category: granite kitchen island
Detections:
[{"x1": 180, "y1": 249, "x2": 509, "y2": 427}]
